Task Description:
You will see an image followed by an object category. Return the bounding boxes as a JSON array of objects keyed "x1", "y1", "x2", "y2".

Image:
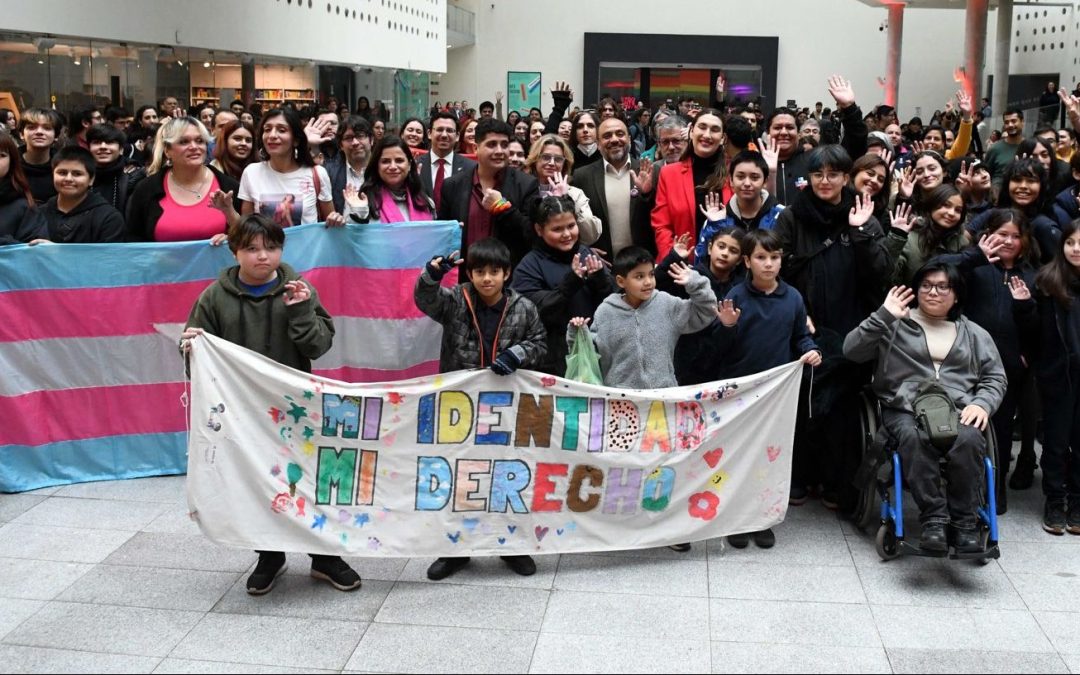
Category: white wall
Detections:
[
  {"x1": 439, "y1": 0, "x2": 1002, "y2": 121},
  {"x1": 4, "y1": 0, "x2": 447, "y2": 73}
]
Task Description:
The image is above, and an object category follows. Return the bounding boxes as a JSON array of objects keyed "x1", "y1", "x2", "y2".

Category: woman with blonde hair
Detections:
[
  {"x1": 523, "y1": 133, "x2": 601, "y2": 245},
  {"x1": 126, "y1": 116, "x2": 240, "y2": 242}
]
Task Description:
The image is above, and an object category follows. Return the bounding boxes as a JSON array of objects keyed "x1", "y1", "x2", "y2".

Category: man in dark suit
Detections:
[
  {"x1": 571, "y1": 116, "x2": 656, "y2": 261},
  {"x1": 323, "y1": 116, "x2": 371, "y2": 215},
  {"x1": 418, "y1": 111, "x2": 476, "y2": 211},
  {"x1": 437, "y1": 118, "x2": 538, "y2": 264}
]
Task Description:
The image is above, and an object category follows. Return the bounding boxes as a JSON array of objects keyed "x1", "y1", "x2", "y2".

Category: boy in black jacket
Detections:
[
  {"x1": 40, "y1": 146, "x2": 125, "y2": 243},
  {"x1": 414, "y1": 237, "x2": 547, "y2": 580}
]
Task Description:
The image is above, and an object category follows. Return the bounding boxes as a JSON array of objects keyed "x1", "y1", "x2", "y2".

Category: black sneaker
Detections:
[
  {"x1": 1009, "y1": 462, "x2": 1036, "y2": 490},
  {"x1": 310, "y1": 556, "x2": 361, "y2": 591},
  {"x1": 789, "y1": 486, "x2": 809, "y2": 506},
  {"x1": 953, "y1": 529, "x2": 982, "y2": 554},
  {"x1": 501, "y1": 555, "x2": 536, "y2": 576},
  {"x1": 919, "y1": 524, "x2": 948, "y2": 552},
  {"x1": 667, "y1": 542, "x2": 692, "y2": 552},
  {"x1": 247, "y1": 552, "x2": 287, "y2": 595},
  {"x1": 752, "y1": 528, "x2": 776, "y2": 548},
  {"x1": 1043, "y1": 500, "x2": 1067, "y2": 535},
  {"x1": 821, "y1": 490, "x2": 839, "y2": 511},
  {"x1": 426, "y1": 556, "x2": 471, "y2": 580},
  {"x1": 1066, "y1": 501, "x2": 1080, "y2": 535},
  {"x1": 727, "y1": 533, "x2": 751, "y2": 549}
]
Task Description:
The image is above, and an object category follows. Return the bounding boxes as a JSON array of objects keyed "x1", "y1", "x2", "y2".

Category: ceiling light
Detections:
[{"x1": 203, "y1": 61, "x2": 211, "y2": 68}]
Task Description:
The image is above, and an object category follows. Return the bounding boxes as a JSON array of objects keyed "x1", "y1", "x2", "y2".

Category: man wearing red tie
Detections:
[{"x1": 418, "y1": 111, "x2": 476, "y2": 212}]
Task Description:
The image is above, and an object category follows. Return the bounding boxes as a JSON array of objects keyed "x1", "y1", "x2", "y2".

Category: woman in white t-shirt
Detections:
[{"x1": 212, "y1": 107, "x2": 344, "y2": 229}]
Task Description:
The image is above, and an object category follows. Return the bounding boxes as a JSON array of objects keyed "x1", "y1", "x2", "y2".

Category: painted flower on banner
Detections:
[{"x1": 688, "y1": 491, "x2": 720, "y2": 520}]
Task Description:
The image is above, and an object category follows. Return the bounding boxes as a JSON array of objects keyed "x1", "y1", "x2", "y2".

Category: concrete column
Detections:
[
  {"x1": 962, "y1": 0, "x2": 990, "y2": 102},
  {"x1": 991, "y1": 0, "x2": 1013, "y2": 121},
  {"x1": 883, "y1": 2, "x2": 905, "y2": 108}
]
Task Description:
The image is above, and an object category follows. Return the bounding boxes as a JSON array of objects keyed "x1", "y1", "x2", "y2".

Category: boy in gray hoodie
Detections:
[{"x1": 568, "y1": 245, "x2": 718, "y2": 390}]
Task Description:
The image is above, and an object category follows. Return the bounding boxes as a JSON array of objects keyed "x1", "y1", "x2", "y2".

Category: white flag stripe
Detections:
[{"x1": 1, "y1": 317, "x2": 443, "y2": 398}]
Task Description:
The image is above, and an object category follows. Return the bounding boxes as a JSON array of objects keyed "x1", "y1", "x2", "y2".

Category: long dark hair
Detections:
[
  {"x1": 997, "y1": 157, "x2": 1048, "y2": 215},
  {"x1": 1036, "y1": 218, "x2": 1080, "y2": 308},
  {"x1": 213, "y1": 119, "x2": 255, "y2": 180},
  {"x1": 257, "y1": 107, "x2": 314, "y2": 167},
  {"x1": 911, "y1": 150, "x2": 949, "y2": 206},
  {"x1": 914, "y1": 184, "x2": 969, "y2": 257},
  {"x1": 0, "y1": 131, "x2": 34, "y2": 206},
  {"x1": 850, "y1": 153, "x2": 890, "y2": 217},
  {"x1": 983, "y1": 207, "x2": 1038, "y2": 265},
  {"x1": 361, "y1": 135, "x2": 431, "y2": 219},
  {"x1": 1017, "y1": 137, "x2": 1061, "y2": 193}
]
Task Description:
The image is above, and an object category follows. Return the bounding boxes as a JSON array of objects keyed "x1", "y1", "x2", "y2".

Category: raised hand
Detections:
[
  {"x1": 715, "y1": 73, "x2": 726, "y2": 98},
  {"x1": 956, "y1": 89, "x2": 973, "y2": 121},
  {"x1": 630, "y1": 157, "x2": 654, "y2": 194},
  {"x1": 496, "y1": 90, "x2": 504, "y2": 102},
  {"x1": 304, "y1": 117, "x2": 333, "y2": 146},
  {"x1": 898, "y1": 166, "x2": 916, "y2": 199},
  {"x1": 1059, "y1": 88, "x2": 1080, "y2": 119},
  {"x1": 668, "y1": 261, "x2": 696, "y2": 286},
  {"x1": 910, "y1": 140, "x2": 926, "y2": 155},
  {"x1": 547, "y1": 171, "x2": 570, "y2": 197},
  {"x1": 672, "y1": 233, "x2": 692, "y2": 260},
  {"x1": 699, "y1": 191, "x2": 726, "y2": 223},
  {"x1": 343, "y1": 184, "x2": 368, "y2": 209},
  {"x1": 827, "y1": 75, "x2": 856, "y2": 109},
  {"x1": 717, "y1": 299, "x2": 741, "y2": 327},
  {"x1": 848, "y1": 193, "x2": 874, "y2": 228},
  {"x1": 883, "y1": 285, "x2": 915, "y2": 319},
  {"x1": 282, "y1": 279, "x2": 311, "y2": 306},
  {"x1": 551, "y1": 81, "x2": 573, "y2": 101},
  {"x1": 979, "y1": 232, "x2": 1005, "y2": 264},
  {"x1": 1008, "y1": 276, "x2": 1032, "y2": 301},
  {"x1": 427, "y1": 250, "x2": 463, "y2": 281},
  {"x1": 758, "y1": 134, "x2": 779, "y2": 175},
  {"x1": 891, "y1": 203, "x2": 914, "y2": 232}
]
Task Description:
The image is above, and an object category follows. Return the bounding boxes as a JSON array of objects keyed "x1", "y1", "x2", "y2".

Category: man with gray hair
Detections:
[{"x1": 652, "y1": 114, "x2": 690, "y2": 166}]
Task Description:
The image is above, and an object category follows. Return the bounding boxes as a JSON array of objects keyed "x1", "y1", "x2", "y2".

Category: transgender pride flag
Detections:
[{"x1": 0, "y1": 221, "x2": 461, "y2": 492}]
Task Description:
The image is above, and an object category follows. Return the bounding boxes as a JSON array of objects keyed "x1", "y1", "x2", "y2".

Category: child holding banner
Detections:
[
  {"x1": 180, "y1": 213, "x2": 363, "y2": 595},
  {"x1": 414, "y1": 236, "x2": 548, "y2": 580},
  {"x1": 708, "y1": 228, "x2": 822, "y2": 549},
  {"x1": 568, "y1": 245, "x2": 717, "y2": 552}
]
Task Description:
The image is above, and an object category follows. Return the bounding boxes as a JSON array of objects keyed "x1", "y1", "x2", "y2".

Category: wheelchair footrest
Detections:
[
  {"x1": 899, "y1": 540, "x2": 949, "y2": 558},
  {"x1": 951, "y1": 543, "x2": 1001, "y2": 560}
]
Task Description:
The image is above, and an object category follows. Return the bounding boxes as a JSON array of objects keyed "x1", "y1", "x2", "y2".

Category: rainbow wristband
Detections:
[{"x1": 492, "y1": 199, "x2": 512, "y2": 214}]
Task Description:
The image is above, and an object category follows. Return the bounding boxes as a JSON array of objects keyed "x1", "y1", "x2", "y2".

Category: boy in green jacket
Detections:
[{"x1": 181, "y1": 214, "x2": 361, "y2": 595}]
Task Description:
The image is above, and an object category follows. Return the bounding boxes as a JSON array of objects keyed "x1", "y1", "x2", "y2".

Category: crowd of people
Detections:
[{"x1": 7, "y1": 73, "x2": 1080, "y2": 594}]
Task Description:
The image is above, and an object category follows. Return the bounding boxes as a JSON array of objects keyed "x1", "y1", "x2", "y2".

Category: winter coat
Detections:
[
  {"x1": 511, "y1": 241, "x2": 615, "y2": 376},
  {"x1": 843, "y1": 305, "x2": 1007, "y2": 415},
  {"x1": 184, "y1": 262, "x2": 334, "y2": 373},
  {"x1": 91, "y1": 158, "x2": 145, "y2": 216},
  {"x1": 694, "y1": 190, "x2": 784, "y2": 259},
  {"x1": 41, "y1": 191, "x2": 125, "y2": 243},
  {"x1": 414, "y1": 268, "x2": 547, "y2": 373},
  {"x1": 885, "y1": 220, "x2": 970, "y2": 287},
  {"x1": 0, "y1": 187, "x2": 48, "y2": 245}
]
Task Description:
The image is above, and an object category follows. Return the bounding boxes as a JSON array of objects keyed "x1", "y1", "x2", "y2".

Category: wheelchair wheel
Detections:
[
  {"x1": 977, "y1": 528, "x2": 993, "y2": 566},
  {"x1": 875, "y1": 522, "x2": 900, "y2": 560},
  {"x1": 854, "y1": 391, "x2": 882, "y2": 532}
]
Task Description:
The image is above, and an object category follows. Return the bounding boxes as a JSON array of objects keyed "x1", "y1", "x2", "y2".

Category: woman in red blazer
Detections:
[{"x1": 651, "y1": 109, "x2": 726, "y2": 260}]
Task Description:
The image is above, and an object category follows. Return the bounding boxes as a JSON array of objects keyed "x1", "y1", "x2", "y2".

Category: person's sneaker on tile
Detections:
[
  {"x1": 1068, "y1": 501, "x2": 1080, "y2": 536},
  {"x1": 752, "y1": 528, "x2": 776, "y2": 548},
  {"x1": 1044, "y1": 499, "x2": 1067, "y2": 535},
  {"x1": 500, "y1": 555, "x2": 536, "y2": 576},
  {"x1": 426, "y1": 556, "x2": 471, "y2": 580},
  {"x1": 953, "y1": 529, "x2": 982, "y2": 554},
  {"x1": 727, "y1": 532, "x2": 751, "y2": 549},
  {"x1": 788, "y1": 485, "x2": 809, "y2": 506},
  {"x1": 247, "y1": 551, "x2": 287, "y2": 595},
  {"x1": 919, "y1": 523, "x2": 948, "y2": 552},
  {"x1": 310, "y1": 555, "x2": 361, "y2": 591},
  {"x1": 667, "y1": 542, "x2": 692, "y2": 552}
]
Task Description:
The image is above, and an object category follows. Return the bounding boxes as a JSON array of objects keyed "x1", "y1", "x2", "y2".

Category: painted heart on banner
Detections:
[
  {"x1": 534, "y1": 526, "x2": 549, "y2": 541},
  {"x1": 704, "y1": 448, "x2": 724, "y2": 468}
]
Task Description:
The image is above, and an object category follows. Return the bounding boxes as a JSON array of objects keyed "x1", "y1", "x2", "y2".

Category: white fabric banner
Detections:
[{"x1": 187, "y1": 333, "x2": 803, "y2": 557}]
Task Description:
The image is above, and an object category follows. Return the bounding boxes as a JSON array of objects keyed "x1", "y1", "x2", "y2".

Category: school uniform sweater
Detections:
[{"x1": 709, "y1": 280, "x2": 818, "y2": 379}]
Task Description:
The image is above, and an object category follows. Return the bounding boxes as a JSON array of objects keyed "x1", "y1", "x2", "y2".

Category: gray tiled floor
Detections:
[{"x1": 2, "y1": 463, "x2": 1079, "y2": 673}]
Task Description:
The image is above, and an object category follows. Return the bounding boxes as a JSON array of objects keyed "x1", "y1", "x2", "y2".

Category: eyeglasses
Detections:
[
  {"x1": 809, "y1": 171, "x2": 845, "y2": 183},
  {"x1": 918, "y1": 282, "x2": 953, "y2": 295},
  {"x1": 539, "y1": 154, "x2": 565, "y2": 165},
  {"x1": 660, "y1": 138, "x2": 686, "y2": 147},
  {"x1": 341, "y1": 133, "x2": 369, "y2": 143}
]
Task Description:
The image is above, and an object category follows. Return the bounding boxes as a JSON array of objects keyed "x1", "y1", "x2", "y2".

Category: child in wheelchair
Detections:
[{"x1": 843, "y1": 261, "x2": 1007, "y2": 554}]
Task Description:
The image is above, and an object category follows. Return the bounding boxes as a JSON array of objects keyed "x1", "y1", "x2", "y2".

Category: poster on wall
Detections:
[
  {"x1": 507, "y1": 72, "x2": 542, "y2": 115},
  {"x1": 394, "y1": 71, "x2": 430, "y2": 125}
]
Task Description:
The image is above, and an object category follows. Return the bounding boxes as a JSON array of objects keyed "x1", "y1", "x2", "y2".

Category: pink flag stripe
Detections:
[
  {"x1": 1, "y1": 382, "x2": 187, "y2": 447},
  {"x1": 313, "y1": 362, "x2": 441, "y2": 384},
  {"x1": 0, "y1": 267, "x2": 443, "y2": 343}
]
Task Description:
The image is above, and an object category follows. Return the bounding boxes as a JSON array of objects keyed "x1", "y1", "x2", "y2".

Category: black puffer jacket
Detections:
[
  {"x1": 0, "y1": 184, "x2": 48, "y2": 245},
  {"x1": 414, "y1": 268, "x2": 547, "y2": 373},
  {"x1": 91, "y1": 158, "x2": 146, "y2": 216}
]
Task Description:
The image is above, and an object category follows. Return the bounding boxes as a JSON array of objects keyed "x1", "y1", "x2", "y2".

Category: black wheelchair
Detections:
[{"x1": 852, "y1": 391, "x2": 1001, "y2": 563}]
